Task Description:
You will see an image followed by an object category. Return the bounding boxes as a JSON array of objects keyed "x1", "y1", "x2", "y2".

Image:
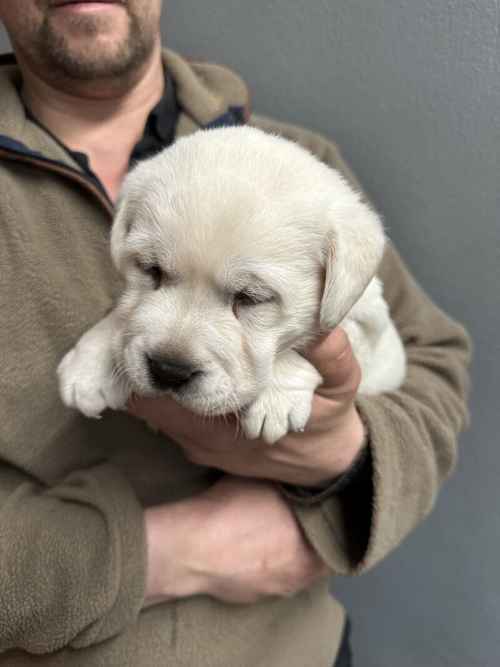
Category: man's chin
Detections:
[
  {"x1": 51, "y1": 47, "x2": 132, "y2": 79},
  {"x1": 41, "y1": 9, "x2": 150, "y2": 80}
]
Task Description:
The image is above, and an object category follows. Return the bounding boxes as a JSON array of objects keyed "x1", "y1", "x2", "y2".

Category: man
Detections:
[{"x1": 0, "y1": 1, "x2": 470, "y2": 665}]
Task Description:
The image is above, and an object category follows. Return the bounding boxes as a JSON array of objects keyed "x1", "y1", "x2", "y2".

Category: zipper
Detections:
[
  {"x1": 0, "y1": 145, "x2": 115, "y2": 219},
  {"x1": 0, "y1": 103, "x2": 247, "y2": 220}
]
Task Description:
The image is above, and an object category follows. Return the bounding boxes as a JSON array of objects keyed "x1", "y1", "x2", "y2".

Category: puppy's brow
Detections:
[{"x1": 223, "y1": 269, "x2": 278, "y2": 300}]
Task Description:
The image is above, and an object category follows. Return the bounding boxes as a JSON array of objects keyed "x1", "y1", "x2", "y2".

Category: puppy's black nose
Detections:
[{"x1": 146, "y1": 354, "x2": 200, "y2": 391}]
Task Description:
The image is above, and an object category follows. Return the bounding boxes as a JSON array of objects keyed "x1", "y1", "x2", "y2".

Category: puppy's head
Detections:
[{"x1": 110, "y1": 127, "x2": 384, "y2": 415}]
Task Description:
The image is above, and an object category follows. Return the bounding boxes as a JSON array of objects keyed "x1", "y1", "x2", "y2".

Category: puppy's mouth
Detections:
[{"x1": 138, "y1": 354, "x2": 254, "y2": 417}]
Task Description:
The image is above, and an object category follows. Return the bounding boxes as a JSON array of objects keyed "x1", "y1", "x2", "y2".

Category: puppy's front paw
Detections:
[
  {"x1": 241, "y1": 353, "x2": 322, "y2": 444},
  {"x1": 57, "y1": 341, "x2": 128, "y2": 418}
]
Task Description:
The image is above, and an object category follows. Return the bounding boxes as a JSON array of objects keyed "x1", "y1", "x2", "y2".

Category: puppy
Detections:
[{"x1": 58, "y1": 126, "x2": 406, "y2": 444}]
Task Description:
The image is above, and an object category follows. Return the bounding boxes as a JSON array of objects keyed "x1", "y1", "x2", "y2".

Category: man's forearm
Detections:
[
  {"x1": 144, "y1": 500, "x2": 206, "y2": 606},
  {"x1": 143, "y1": 477, "x2": 328, "y2": 607}
]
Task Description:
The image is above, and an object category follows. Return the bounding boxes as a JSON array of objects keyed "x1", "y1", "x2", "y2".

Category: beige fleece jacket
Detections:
[{"x1": 0, "y1": 49, "x2": 471, "y2": 666}]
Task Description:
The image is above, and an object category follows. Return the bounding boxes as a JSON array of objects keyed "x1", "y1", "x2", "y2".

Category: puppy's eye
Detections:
[
  {"x1": 234, "y1": 291, "x2": 260, "y2": 308},
  {"x1": 232, "y1": 290, "x2": 273, "y2": 317},
  {"x1": 136, "y1": 261, "x2": 164, "y2": 289},
  {"x1": 145, "y1": 265, "x2": 163, "y2": 289}
]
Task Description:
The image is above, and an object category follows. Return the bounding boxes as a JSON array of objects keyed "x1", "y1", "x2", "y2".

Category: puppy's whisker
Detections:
[
  {"x1": 232, "y1": 412, "x2": 243, "y2": 441},
  {"x1": 112, "y1": 360, "x2": 129, "y2": 383},
  {"x1": 112, "y1": 369, "x2": 133, "y2": 397},
  {"x1": 221, "y1": 390, "x2": 244, "y2": 439},
  {"x1": 111, "y1": 366, "x2": 125, "y2": 383}
]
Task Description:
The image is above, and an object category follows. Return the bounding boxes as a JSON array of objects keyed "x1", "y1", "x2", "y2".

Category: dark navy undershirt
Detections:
[{"x1": 67, "y1": 70, "x2": 179, "y2": 177}]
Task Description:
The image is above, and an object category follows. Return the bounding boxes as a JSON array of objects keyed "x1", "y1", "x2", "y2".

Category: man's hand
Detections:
[
  {"x1": 130, "y1": 328, "x2": 366, "y2": 487},
  {"x1": 144, "y1": 476, "x2": 328, "y2": 606}
]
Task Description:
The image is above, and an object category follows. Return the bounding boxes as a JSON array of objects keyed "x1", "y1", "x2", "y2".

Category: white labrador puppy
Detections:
[{"x1": 58, "y1": 126, "x2": 406, "y2": 444}]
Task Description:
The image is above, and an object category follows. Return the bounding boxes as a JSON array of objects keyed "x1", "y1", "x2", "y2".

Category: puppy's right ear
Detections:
[
  {"x1": 110, "y1": 188, "x2": 135, "y2": 274},
  {"x1": 319, "y1": 197, "x2": 385, "y2": 330}
]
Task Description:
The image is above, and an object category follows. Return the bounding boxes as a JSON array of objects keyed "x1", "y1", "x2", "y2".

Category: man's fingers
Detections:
[{"x1": 303, "y1": 328, "x2": 361, "y2": 398}]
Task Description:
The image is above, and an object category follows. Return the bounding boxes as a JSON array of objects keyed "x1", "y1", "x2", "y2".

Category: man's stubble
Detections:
[{"x1": 34, "y1": 10, "x2": 157, "y2": 81}]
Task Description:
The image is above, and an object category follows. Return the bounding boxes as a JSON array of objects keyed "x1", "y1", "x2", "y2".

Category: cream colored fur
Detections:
[{"x1": 58, "y1": 126, "x2": 406, "y2": 444}]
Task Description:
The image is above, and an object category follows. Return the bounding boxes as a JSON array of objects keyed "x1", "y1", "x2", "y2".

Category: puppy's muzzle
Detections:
[{"x1": 146, "y1": 354, "x2": 202, "y2": 391}]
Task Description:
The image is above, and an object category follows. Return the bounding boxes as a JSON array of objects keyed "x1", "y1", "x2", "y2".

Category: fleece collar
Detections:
[{"x1": 0, "y1": 48, "x2": 250, "y2": 169}]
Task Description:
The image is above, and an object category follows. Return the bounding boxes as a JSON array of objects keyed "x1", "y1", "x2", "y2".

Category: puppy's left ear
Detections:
[{"x1": 319, "y1": 197, "x2": 385, "y2": 330}]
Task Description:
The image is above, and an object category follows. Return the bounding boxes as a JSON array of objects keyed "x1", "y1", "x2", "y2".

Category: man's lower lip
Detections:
[{"x1": 52, "y1": 2, "x2": 124, "y2": 12}]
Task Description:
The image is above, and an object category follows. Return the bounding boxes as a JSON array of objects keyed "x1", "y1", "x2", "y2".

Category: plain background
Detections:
[{"x1": 1, "y1": 1, "x2": 498, "y2": 665}]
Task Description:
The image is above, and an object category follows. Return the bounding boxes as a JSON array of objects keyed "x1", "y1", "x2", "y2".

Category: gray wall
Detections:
[
  {"x1": 1, "y1": 1, "x2": 498, "y2": 665},
  {"x1": 161, "y1": 3, "x2": 498, "y2": 665}
]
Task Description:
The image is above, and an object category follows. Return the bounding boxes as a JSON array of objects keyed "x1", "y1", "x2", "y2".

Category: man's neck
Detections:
[{"x1": 20, "y1": 43, "x2": 165, "y2": 201}]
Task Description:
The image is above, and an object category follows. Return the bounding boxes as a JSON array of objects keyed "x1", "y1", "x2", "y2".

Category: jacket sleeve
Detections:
[
  {"x1": 0, "y1": 458, "x2": 146, "y2": 653},
  {"x1": 250, "y1": 113, "x2": 472, "y2": 573}
]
